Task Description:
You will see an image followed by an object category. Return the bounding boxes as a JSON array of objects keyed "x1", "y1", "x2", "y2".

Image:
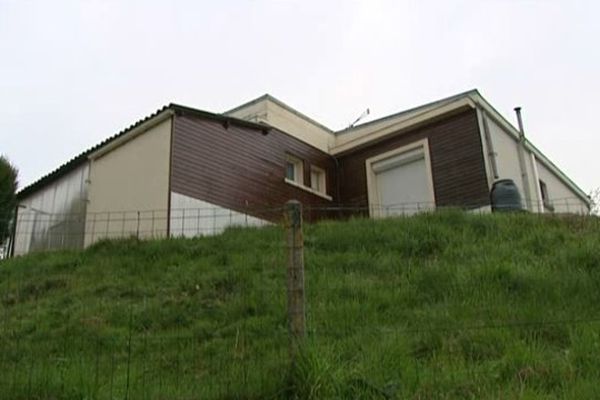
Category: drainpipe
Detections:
[
  {"x1": 480, "y1": 109, "x2": 499, "y2": 180},
  {"x1": 514, "y1": 107, "x2": 533, "y2": 211},
  {"x1": 530, "y1": 152, "x2": 544, "y2": 213}
]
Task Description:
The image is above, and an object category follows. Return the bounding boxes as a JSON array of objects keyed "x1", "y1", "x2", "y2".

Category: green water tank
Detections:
[{"x1": 491, "y1": 179, "x2": 523, "y2": 212}]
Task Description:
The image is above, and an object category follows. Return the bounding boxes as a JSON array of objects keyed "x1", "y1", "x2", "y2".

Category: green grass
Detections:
[{"x1": 1, "y1": 211, "x2": 600, "y2": 399}]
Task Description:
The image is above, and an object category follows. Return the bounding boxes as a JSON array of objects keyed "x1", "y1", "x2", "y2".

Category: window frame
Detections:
[
  {"x1": 310, "y1": 165, "x2": 327, "y2": 195},
  {"x1": 539, "y1": 179, "x2": 554, "y2": 212},
  {"x1": 285, "y1": 154, "x2": 304, "y2": 185}
]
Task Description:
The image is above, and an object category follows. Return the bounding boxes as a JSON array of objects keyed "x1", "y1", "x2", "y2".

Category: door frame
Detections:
[{"x1": 365, "y1": 138, "x2": 436, "y2": 218}]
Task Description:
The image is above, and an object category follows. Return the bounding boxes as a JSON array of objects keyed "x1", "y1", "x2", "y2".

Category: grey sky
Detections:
[{"x1": 1, "y1": 0, "x2": 598, "y2": 194}]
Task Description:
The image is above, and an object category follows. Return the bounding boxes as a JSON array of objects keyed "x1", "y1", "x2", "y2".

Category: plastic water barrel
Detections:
[{"x1": 491, "y1": 179, "x2": 523, "y2": 212}]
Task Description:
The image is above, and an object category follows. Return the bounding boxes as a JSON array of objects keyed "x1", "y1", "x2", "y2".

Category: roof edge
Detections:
[
  {"x1": 470, "y1": 92, "x2": 591, "y2": 205},
  {"x1": 18, "y1": 103, "x2": 273, "y2": 200},
  {"x1": 224, "y1": 93, "x2": 334, "y2": 133},
  {"x1": 336, "y1": 89, "x2": 480, "y2": 134}
]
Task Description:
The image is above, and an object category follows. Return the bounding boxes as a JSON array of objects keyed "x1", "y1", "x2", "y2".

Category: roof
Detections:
[
  {"x1": 18, "y1": 91, "x2": 590, "y2": 208},
  {"x1": 17, "y1": 104, "x2": 271, "y2": 199},
  {"x1": 336, "y1": 89, "x2": 480, "y2": 135},
  {"x1": 224, "y1": 93, "x2": 334, "y2": 134}
]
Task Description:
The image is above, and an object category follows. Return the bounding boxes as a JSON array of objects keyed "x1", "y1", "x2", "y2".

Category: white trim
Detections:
[
  {"x1": 365, "y1": 138, "x2": 436, "y2": 218},
  {"x1": 88, "y1": 110, "x2": 174, "y2": 160},
  {"x1": 284, "y1": 178, "x2": 333, "y2": 201}
]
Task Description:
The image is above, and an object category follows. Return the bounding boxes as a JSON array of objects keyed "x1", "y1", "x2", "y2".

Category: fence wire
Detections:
[
  {"x1": 1, "y1": 196, "x2": 592, "y2": 259},
  {"x1": 0, "y1": 200, "x2": 599, "y2": 398}
]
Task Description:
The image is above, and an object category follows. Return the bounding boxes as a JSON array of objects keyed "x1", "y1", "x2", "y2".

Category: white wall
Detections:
[
  {"x1": 535, "y1": 160, "x2": 589, "y2": 214},
  {"x1": 487, "y1": 117, "x2": 538, "y2": 211},
  {"x1": 14, "y1": 163, "x2": 89, "y2": 255},
  {"x1": 170, "y1": 192, "x2": 269, "y2": 237},
  {"x1": 85, "y1": 118, "x2": 172, "y2": 245},
  {"x1": 487, "y1": 114, "x2": 588, "y2": 213}
]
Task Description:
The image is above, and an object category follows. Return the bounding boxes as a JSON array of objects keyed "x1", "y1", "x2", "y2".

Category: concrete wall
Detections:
[
  {"x1": 85, "y1": 118, "x2": 172, "y2": 245},
  {"x1": 14, "y1": 163, "x2": 89, "y2": 255}
]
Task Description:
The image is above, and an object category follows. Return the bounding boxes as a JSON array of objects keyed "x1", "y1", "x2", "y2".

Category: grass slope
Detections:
[{"x1": 1, "y1": 211, "x2": 600, "y2": 399}]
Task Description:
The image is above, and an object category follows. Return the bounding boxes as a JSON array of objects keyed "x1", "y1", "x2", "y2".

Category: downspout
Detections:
[
  {"x1": 480, "y1": 109, "x2": 499, "y2": 181},
  {"x1": 530, "y1": 152, "x2": 544, "y2": 213},
  {"x1": 514, "y1": 107, "x2": 533, "y2": 211}
]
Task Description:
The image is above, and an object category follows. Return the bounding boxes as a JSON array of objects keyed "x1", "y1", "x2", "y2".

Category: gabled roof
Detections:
[{"x1": 17, "y1": 104, "x2": 271, "y2": 199}]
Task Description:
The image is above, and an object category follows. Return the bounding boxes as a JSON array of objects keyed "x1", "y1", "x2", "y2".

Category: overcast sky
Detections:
[{"x1": 1, "y1": 0, "x2": 598, "y2": 194}]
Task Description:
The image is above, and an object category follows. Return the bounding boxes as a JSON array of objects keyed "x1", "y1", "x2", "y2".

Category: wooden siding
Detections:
[
  {"x1": 336, "y1": 109, "x2": 489, "y2": 210},
  {"x1": 170, "y1": 111, "x2": 337, "y2": 223}
]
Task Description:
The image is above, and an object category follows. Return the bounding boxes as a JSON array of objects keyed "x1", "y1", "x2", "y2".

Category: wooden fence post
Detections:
[{"x1": 284, "y1": 200, "x2": 306, "y2": 361}]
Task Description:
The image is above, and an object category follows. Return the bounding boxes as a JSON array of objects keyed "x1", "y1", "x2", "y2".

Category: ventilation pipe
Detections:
[{"x1": 514, "y1": 107, "x2": 533, "y2": 210}]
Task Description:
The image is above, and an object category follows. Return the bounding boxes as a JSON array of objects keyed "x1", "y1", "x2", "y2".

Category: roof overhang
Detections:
[
  {"x1": 330, "y1": 91, "x2": 589, "y2": 206},
  {"x1": 331, "y1": 97, "x2": 476, "y2": 155}
]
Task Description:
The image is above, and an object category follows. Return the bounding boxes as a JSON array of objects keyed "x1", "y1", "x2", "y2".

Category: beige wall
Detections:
[
  {"x1": 85, "y1": 118, "x2": 172, "y2": 245},
  {"x1": 225, "y1": 100, "x2": 268, "y2": 124},
  {"x1": 265, "y1": 100, "x2": 333, "y2": 151},
  {"x1": 226, "y1": 97, "x2": 333, "y2": 152}
]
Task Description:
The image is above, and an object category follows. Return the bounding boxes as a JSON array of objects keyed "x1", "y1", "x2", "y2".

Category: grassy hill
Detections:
[{"x1": 1, "y1": 211, "x2": 600, "y2": 399}]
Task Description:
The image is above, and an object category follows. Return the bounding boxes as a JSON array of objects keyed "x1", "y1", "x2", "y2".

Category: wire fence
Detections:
[
  {"x1": 1, "y1": 198, "x2": 599, "y2": 398},
  {"x1": 2, "y1": 196, "x2": 592, "y2": 259}
]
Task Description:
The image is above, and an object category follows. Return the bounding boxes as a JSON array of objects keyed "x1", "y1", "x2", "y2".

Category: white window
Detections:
[
  {"x1": 285, "y1": 154, "x2": 304, "y2": 184},
  {"x1": 310, "y1": 166, "x2": 326, "y2": 194}
]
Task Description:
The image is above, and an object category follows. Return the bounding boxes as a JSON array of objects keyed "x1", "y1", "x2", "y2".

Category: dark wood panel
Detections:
[
  {"x1": 337, "y1": 109, "x2": 489, "y2": 210},
  {"x1": 170, "y1": 113, "x2": 337, "y2": 223}
]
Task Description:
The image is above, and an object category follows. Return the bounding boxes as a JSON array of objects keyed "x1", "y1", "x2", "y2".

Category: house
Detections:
[{"x1": 11, "y1": 90, "x2": 590, "y2": 256}]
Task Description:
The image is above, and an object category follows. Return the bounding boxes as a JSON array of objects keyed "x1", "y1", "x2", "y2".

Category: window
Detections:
[
  {"x1": 285, "y1": 154, "x2": 304, "y2": 184},
  {"x1": 310, "y1": 166, "x2": 326, "y2": 194},
  {"x1": 539, "y1": 180, "x2": 554, "y2": 211}
]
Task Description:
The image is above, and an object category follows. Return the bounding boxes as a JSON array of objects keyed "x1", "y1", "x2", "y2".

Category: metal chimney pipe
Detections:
[{"x1": 514, "y1": 107, "x2": 525, "y2": 139}]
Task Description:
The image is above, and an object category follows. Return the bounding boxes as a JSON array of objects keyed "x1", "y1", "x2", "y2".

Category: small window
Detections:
[
  {"x1": 285, "y1": 154, "x2": 304, "y2": 184},
  {"x1": 539, "y1": 180, "x2": 554, "y2": 211},
  {"x1": 310, "y1": 166, "x2": 327, "y2": 194}
]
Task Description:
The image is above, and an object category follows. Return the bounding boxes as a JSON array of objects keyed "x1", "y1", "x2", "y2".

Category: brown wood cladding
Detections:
[
  {"x1": 337, "y1": 108, "x2": 490, "y2": 209},
  {"x1": 170, "y1": 112, "x2": 337, "y2": 222}
]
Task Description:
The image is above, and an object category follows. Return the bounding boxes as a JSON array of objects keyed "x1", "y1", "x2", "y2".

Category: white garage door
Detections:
[{"x1": 372, "y1": 148, "x2": 433, "y2": 216}]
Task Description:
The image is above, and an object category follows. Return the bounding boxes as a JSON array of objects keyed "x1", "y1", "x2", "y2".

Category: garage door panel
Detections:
[{"x1": 374, "y1": 154, "x2": 433, "y2": 216}]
